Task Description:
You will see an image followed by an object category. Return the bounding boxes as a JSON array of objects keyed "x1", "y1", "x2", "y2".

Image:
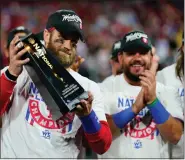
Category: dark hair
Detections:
[
  {"x1": 111, "y1": 56, "x2": 119, "y2": 62},
  {"x1": 175, "y1": 46, "x2": 184, "y2": 82}
]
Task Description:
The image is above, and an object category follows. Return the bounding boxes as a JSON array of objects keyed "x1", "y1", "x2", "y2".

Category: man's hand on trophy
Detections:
[
  {"x1": 8, "y1": 36, "x2": 30, "y2": 77},
  {"x1": 74, "y1": 91, "x2": 93, "y2": 117}
]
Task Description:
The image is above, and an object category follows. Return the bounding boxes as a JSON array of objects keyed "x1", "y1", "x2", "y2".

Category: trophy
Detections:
[{"x1": 16, "y1": 33, "x2": 88, "y2": 119}]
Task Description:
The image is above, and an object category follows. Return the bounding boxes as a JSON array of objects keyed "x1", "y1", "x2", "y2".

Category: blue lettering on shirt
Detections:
[
  {"x1": 42, "y1": 130, "x2": 51, "y2": 139},
  {"x1": 179, "y1": 88, "x2": 184, "y2": 97},
  {"x1": 118, "y1": 97, "x2": 124, "y2": 108},
  {"x1": 134, "y1": 140, "x2": 142, "y2": 149},
  {"x1": 118, "y1": 97, "x2": 135, "y2": 108},
  {"x1": 118, "y1": 97, "x2": 148, "y2": 117},
  {"x1": 29, "y1": 82, "x2": 44, "y2": 101},
  {"x1": 29, "y1": 82, "x2": 38, "y2": 95}
]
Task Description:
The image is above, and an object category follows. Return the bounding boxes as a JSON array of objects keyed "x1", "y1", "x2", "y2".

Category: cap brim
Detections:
[
  {"x1": 78, "y1": 29, "x2": 85, "y2": 42},
  {"x1": 55, "y1": 23, "x2": 85, "y2": 42},
  {"x1": 123, "y1": 43, "x2": 151, "y2": 53}
]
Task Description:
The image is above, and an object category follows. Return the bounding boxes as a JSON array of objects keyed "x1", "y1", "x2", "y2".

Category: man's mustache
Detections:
[
  {"x1": 59, "y1": 48, "x2": 73, "y2": 55},
  {"x1": 130, "y1": 60, "x2": 145, "y2": 66}
]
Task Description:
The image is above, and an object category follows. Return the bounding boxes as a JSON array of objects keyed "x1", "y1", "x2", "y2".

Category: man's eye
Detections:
[
  {"x1": 126, "y1": 52, "x2": 135, "y2": 56},
  {"x1": 59, "y1": 39, "x2": 64, "y2": 43},
  {"x1": 72, "y1": 42, "x2": 77, "y2": 48},
  {"x1": 56, "y1": 39, "x2": 64, "y2": 43}
]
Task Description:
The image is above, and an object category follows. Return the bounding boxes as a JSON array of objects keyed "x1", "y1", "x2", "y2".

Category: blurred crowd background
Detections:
[{"x1": 0, "y1": 0, "x2": 184, "y2": 82}]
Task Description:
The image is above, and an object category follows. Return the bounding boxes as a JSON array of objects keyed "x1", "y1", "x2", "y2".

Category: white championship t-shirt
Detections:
[
  {"x1": 1, "y1": 67, "x2": 106, "y2": 158},
  {"x1": 157, "y1": 63, "x2": 184, "y2": 159},
  {"x1": 98, "y1": 74, "x2": 183, "y2": 159}
]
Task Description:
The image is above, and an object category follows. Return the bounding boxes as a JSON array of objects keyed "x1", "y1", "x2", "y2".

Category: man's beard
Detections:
[
  {"x1": 115, "y1": 67, "x2": 123, "y2": 75},
  {"x1": 47, "y1": 42, "x2": 76, "y2": 68},
  {"x1": 123, "y1": 61, "x2": 151, "y2": 82},
  {"x1": 124, "y1": 68, "x2": 141, "y2": 82}
]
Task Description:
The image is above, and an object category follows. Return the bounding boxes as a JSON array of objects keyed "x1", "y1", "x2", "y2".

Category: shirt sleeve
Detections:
[
  {"x1": 90, "y1": 81, "x2": 107, "y2": 121},
  {"x1": 84, "y1": 81, "x2": 112, "y2": 154},
  {"x1": 99, "y1": 79, "x2": 117, "y2": 115},
  {"x1": 0, "y1": 67, "x2": 16, "y2": 115},
  {"x1": 157, "y1": 83, "x2": 183, "y2": 121},
  {"x1": 156, "y1": 70, "x2": 165, "y2": 84}
]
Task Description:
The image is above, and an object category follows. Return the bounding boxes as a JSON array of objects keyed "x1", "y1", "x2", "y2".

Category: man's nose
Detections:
[
  {"x1": 135, "y1": 52, "x2": 141, "y2": 57},
  {"x1": 63, "y1": 40, "x2": 72, "y2": 50}
]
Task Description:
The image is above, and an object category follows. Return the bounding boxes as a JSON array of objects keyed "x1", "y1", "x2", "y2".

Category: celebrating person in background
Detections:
[
  {"x1": 0, "y1": 26, "x2": 31, "y2": 127},
  {"x1": 98, "y1": 30, "x2": 183, "y2": 159}
]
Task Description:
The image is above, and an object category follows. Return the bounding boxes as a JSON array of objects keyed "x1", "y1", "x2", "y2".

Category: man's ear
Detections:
[
  {"x1": 109, "y1": 59, "x2": 114, "y2": 65},
  {"x1": 4, "y1": 45, "x2": 9, "y2": 59},
  {"x1": 151, "y1": 46, "x2": 156, "y2": 56},
  {"x1": 117, "y1": 52, "x2": 123, "y2": 64},
  {"x1": 43, "y1": 29, "x2": 50, "y2": 47}
]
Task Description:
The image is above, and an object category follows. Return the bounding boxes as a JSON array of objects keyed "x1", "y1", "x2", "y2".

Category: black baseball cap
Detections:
[
  {"x1": 110, "y1": 40, "x2": 122, "y2": 59},
  {"x1": 46, "y1": 9, "x2": 84, "y2": 42},
  {"x1": 121, "y1": 30, "x2": 152, "y2": 53},
  {"x1": 7, "y1": 26, "x2": 30, "y2": 48}
]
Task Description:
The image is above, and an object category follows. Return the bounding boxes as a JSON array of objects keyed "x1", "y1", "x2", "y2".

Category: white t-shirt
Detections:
[
  {"x1": 98, "y1": 74, "x2": 183, "y2": 159},
  {"x1": 101, "y1": 75, "x2": 114, "y2": 84},
  {"x1": 157, "y1": 64, "x2": 184, "y2": 159},
  {"x1": 157, "y1": 64, "x2": 184, "y2": 104},
  {"x1": 1, "y1": 67, "x2": 107, "y2": 158}
]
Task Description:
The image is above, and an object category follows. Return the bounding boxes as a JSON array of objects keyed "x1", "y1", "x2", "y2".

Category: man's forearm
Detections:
[
  {"x1": 106, "y1": 114, "x2": 123, "y2": 138},
  {"x1": 147, "y1": 98, "x2": 183, "y2": 144},
  {"x1": 105, "y1": 105, "x2": 142, "y2": 138},
  {"x1": 157, "y1": 116, "x2": 183, "y2": 144}
]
